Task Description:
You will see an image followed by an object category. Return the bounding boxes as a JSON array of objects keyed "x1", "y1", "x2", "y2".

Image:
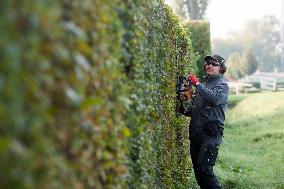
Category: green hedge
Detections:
[
  {"x1": 0, "y1": 0, "x2": 195, "y2": 188},
  {"x1": 184, "y1": 20, "x2": 211, "y2": 80}
]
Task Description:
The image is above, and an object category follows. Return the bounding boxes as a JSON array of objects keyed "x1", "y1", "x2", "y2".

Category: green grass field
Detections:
[{"x1": 216, "y1": 91, "x2": 284, "y2": 189}]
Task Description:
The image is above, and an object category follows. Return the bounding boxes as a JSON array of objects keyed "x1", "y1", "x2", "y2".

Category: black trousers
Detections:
[{"x1": 190, "y1": 135, "x2": 222, "y2": 189}]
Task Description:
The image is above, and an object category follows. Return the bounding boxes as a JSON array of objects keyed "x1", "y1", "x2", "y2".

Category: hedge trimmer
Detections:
[{"x1": 177, "y1": 75, "x2": 193, "y2": 102}]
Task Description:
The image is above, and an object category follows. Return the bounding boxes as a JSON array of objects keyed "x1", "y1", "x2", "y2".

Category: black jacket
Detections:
[{"x1": 182, "y1": 75, "x2": 229, "y2": 140}]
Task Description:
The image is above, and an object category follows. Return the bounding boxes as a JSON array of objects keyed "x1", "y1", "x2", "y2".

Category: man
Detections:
[{"x1": 179, "y1": 54, "x2": 229, "y2": 189}]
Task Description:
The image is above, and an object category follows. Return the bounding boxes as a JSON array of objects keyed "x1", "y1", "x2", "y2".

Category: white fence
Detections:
[
  {"x1": 260, "y1": 77, "x2": 277, "y2": 91},
  {"x1": 227, "y1": 82, "x2": 254, "y2": 94},
  {"x1": 230, "y1": 72, "x2": 284, "y2": 93}
]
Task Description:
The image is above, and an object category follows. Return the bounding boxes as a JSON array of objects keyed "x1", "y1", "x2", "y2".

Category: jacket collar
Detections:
[{"x1": 204, "y1": 74, "x2": 222, "y2": 82}]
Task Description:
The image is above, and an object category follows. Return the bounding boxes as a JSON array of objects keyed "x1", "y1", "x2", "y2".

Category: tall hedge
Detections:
[
  {"x1": 184, "y1": 20, "x2": 211, "y2": 80},
  {"x1": 0, "y1": 0, "x2": 195, "y2": 188}
]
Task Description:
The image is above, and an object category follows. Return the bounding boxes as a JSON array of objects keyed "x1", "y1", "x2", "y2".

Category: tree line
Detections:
[{"x1": 213, "y1": 15, "x2": 282, "y2": 79}]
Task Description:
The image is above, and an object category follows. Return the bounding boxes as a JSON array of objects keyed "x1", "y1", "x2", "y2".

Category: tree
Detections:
[
  {"x1": 240, "y1": 49, "x2": 258, "y2": 75},
  {"x1": 213, "y1": 15, "x2": 281, "y2": 72},
  {"x1": 212, "y1": 37, "x2": 243, "y2": 58},
  {"x1": 225, "y1": 52, "x2": 242, "y2": 80},
  {"x1": 225, "y1": 49, "x2": 258, "y2": 80},
  {"x1": 174, "y1": 0, "x2": 210, "y2": 20}
]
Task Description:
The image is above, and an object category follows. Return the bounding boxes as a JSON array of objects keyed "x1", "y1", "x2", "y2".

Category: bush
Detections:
[
  {"x1": 184, "y1": 20, "x2": 211, "y2": 80},
  {"x1": 0, "y1": 0, "x2": 195, "y2": 188}
]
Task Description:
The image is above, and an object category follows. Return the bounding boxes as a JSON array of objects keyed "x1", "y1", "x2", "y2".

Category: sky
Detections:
[
  {"x1": 206, "y1": 0, "x2": 282, "y2": 38},
  {"x1": 165, "y1": 0, "x2": 283, "y2": 39}
]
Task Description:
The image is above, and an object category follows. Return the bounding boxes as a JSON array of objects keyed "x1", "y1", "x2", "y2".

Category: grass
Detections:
[{"x1": 215, "y1": 91, "x2": 284, "y2": 189}]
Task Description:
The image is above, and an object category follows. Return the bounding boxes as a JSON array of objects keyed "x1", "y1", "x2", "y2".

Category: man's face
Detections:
[{"x1": 204, "y1": 60, "x2": 221, "y2": 76}]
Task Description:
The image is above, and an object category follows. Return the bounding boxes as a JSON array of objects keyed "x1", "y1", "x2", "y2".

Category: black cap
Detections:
[{"x1": 204, "y1": 54, "x2": 225, "y2": 64}]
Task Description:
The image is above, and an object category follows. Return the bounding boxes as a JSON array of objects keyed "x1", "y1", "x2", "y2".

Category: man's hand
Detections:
[
  {"x1": 189, "y1": 74, "x2": 200, "y2": 86},
  {"x1": 184, "y1": 86, "x2": 193, "y2": 100}
]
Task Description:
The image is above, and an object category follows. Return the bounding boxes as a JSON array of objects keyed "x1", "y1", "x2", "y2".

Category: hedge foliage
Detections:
[
  {"x1": 184, "y1": 20, "x2": 211, "y2": 80},
  {"x1": 0, "y1": 0, "x2": 200, "y2": 188}
]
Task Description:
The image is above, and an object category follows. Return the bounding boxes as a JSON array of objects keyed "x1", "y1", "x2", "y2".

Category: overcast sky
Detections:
[{"x1": 206, "y1": 0, "x2": 282, "y2": 38}]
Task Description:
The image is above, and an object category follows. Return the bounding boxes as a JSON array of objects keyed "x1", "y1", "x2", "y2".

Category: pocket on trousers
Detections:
[
  {"x1": 203, "y1": 120, "x2": 220, "y2": 137},
  {"x1": 203, "y1": 143, "x2": 219, "y2": 166}
]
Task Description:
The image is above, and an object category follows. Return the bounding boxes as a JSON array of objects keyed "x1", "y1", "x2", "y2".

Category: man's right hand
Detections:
[{"x1": 189, "y1": 74, "x2": 200, "y2": 86}]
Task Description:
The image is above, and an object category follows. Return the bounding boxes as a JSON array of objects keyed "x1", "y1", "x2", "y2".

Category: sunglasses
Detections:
[{"x1": 205, "y1": 61, "x2": 221, "y2": 67}]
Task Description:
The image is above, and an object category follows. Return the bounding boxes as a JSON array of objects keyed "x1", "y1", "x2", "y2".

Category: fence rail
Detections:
[
  {"x1": 230, "y1": 72, "x2": 284, "y2": 93},
  {"x1": 260, "y1": 77, "x2": 277, "y2": 91}
]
